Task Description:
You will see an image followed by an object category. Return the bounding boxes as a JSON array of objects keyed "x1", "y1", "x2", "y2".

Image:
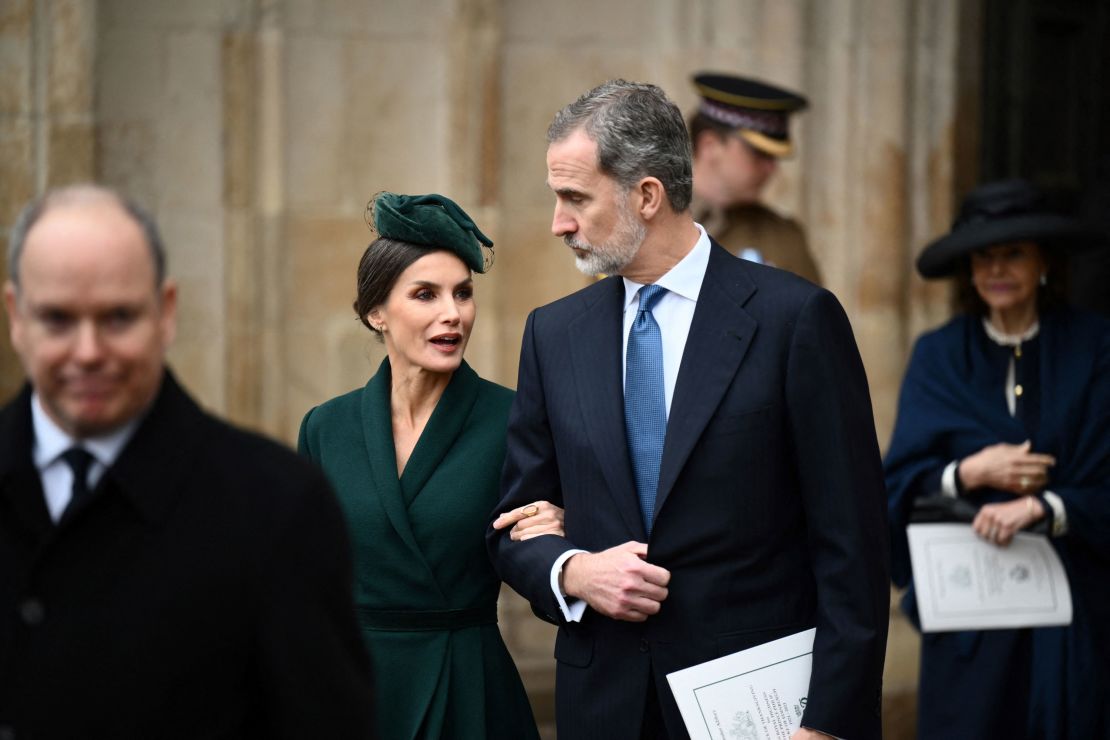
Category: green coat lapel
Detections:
[
  {"x1": 399, "y1": 361, "x2": 481, "y2": 503},
  {"x1": 358, "y1": 359, "x2": 482, "y2": 604},
  {"x1": 360, "y1": 359, "x2": 445, "y2": 601}
]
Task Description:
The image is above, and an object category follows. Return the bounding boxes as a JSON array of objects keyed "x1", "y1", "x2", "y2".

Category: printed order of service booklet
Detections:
[
  {"x1": 667, "y1": 628, "x2": 815, "y2": 740},
  {"x1": 907, "y1": 522, "x2": 1072, "y2": 632}
]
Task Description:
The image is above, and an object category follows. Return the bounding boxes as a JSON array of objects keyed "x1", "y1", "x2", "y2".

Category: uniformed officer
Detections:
[{"x1": 689, "y1": 72, "x2": 821, "y2": 284}]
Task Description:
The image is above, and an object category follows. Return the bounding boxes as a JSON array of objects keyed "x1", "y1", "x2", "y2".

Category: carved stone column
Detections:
[
  {"x1": 0, "y1": 0, "x2": 97, "y2": 400},
  {"x1": 443, "y1": 0, "x2": 505, "y2": 384},
  {"x1": 222, "y1": 0, "x2": 289, "y2": 437}
]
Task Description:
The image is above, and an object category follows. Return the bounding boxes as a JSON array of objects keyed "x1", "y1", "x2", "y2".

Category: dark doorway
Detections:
[{"x1": 980, "y1": 0, "x2": 1110, "y2": 314}]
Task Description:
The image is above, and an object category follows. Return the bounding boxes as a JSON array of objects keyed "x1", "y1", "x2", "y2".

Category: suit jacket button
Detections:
[
  {"x1": 639, "y1": 638, "x2": 649, "y2": 653},
  {"x1": 19, "y1": 598, "x2": 45, "y2": 626}
]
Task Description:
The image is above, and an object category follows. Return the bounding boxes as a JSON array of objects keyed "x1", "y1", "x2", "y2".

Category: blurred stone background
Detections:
[{"x1": 3, "y1": 1, "x2": 1107, "y2": 737}]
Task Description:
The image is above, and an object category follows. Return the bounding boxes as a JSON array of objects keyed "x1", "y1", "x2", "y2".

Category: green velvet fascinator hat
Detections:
[{"x1": 370, "y1": 192, "x2": 493, "y2": 273}]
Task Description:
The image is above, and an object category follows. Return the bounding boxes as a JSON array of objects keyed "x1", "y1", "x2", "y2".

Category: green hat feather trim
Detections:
[{"x1": 372, "y1": 193, "x2": 492, "y2": 273}]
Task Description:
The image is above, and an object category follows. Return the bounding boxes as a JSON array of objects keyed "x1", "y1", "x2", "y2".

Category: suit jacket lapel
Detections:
[
  {"x1": 568, "y1": 278, "x2": 647, "y2": 541},
  {"x1": 654, "y1": 244, "x2": 757, "y2": 525}
]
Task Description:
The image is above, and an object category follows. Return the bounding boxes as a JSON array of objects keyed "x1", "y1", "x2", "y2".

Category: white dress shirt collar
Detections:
[
  {"x1": 619, "y1": 223, "x2": 712, "y2": 419},
  {"x1": 31, "y1": 393, "x2": 138, "y2": 471},
  {"x1": 621, "y1": 223, "x2": 711, "y2": 309},
  {"x1": 32, "y1": 394, "x2": 142, "y2": 521}
]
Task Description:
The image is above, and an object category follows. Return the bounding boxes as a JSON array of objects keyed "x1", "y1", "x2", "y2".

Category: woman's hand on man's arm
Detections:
[{"x1": 492, "y1": 501, "x2": 565, "y2": 540}]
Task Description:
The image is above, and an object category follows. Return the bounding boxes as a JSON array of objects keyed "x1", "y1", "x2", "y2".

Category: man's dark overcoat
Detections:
[{"x1": 0, "y1": 372, "x2": 374, "y2": 739}]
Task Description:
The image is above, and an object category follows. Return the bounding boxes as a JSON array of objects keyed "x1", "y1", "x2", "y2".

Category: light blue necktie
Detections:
[{"x1": 625, "y1": 284, "x2": 668, "y2": 535}]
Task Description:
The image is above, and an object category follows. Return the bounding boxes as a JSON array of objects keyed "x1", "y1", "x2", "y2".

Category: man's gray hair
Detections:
[
  {"x1": 7, "y1": 184, "x2": 167, "y2": 290},
  {"x1": 547, "y1": 79, "x2": 693, "y2": 212}
]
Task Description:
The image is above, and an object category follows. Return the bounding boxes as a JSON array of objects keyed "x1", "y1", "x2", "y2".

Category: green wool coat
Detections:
[{"x1": 298, "y1": 359, "x2": 538, "y2": 740}]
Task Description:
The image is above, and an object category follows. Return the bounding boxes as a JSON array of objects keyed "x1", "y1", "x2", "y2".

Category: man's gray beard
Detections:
[{"x1": 568, "y1": 204, "x2": 646, "y2": 276}]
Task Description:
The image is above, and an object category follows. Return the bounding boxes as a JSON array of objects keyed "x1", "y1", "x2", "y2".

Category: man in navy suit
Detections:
[{"x1": 489, "y1": 80, "x2": 889, "y2": 739}]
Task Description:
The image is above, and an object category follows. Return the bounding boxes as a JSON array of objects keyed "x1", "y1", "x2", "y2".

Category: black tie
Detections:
[{"x1": 61, "y1": 447, "x2": 95, "y2": 513}]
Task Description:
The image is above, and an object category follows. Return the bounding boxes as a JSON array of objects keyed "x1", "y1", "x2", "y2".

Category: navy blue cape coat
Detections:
[{"x1": 885, "y1": 308, "x2": 1110, "y2": 739}]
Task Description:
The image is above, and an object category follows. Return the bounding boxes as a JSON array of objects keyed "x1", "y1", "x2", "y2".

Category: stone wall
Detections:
[
  {"x1": 0, "y1": 1, "x2": 989, "y2": 736},
  {"x1": 0, "y1": 0, "x2": 97, "y2": 400}
]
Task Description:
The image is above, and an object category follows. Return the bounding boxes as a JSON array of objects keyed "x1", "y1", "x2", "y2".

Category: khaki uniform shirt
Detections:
[{"x1": 696, "y1": 199, "x2": 822, "y2": 285}]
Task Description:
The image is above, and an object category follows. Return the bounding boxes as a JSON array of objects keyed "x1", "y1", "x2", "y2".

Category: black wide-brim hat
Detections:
[{"x1": 916, "y1": 179, "x2": 1106, "y2": 278}]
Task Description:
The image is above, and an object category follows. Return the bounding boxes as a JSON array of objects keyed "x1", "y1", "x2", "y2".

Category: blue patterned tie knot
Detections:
[
  {"x1": 625, "y1": 284, "x2": 668, "y2": 535},
  {"x1": 637, "y1": 284, "x2": 668, "y2": 315}
]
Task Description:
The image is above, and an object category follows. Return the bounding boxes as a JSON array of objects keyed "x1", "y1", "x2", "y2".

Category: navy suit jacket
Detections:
[{"x1": 489, "y1": 241, "x2": 889, "y2": 739}]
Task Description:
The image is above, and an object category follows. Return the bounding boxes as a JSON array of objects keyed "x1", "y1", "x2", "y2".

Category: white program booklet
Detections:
[
  {"x1": 666, "y1": 628, "x2": 815, "y2": 740},
  {"x1": 907, "y1": 523, "x2": 1072, "y2": 632}
]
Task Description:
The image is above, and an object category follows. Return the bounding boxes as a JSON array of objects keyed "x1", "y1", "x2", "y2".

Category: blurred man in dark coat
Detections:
[{"x1": 0, "y1": 185, "x2": 374, "y2": 739}]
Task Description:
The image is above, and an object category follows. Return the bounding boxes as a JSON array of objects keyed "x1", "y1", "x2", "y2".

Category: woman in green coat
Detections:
[{"x1": 299, "y1": 193, "x2": 557, "y2": 739}]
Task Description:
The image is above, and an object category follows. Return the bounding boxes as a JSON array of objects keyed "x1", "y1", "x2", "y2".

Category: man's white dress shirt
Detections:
[{"x1": 31, "y1": 394, "x2": 138, "y2": 522}]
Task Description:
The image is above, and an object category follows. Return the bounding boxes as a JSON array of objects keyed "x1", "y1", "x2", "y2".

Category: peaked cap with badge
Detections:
[{"x1": 692, "y1": 72, "x2": 808, "y2": 158}]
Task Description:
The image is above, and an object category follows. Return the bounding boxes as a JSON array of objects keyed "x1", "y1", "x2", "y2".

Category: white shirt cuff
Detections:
[
  {"x1": 1042, "y1": 491, "x2": 1067, "y2": 536},
  {"x1": 941, "y1": 460, "x2": 960, "y2": 498},
  {"x1": 550, "y1": 549, "x2": 589, "y2": 622}
]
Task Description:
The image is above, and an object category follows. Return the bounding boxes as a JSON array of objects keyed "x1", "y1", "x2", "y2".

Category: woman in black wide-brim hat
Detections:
[{"x1": 884, "y1": 179, "x2": 1110, "y2": 739}]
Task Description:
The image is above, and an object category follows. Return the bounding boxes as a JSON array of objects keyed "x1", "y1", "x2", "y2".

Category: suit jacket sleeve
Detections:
[
  {"x1": 252, "y1": 463, "x2": 376, "y2": 738},
  {"x1": 787, "y1": 288, "x2": 890, "y2": 739},
  {"x1": 488, "y1": 310, "x2": 580, "y2": 621}
]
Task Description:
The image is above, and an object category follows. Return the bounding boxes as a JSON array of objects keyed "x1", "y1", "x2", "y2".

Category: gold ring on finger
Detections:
[
  {"x1": 1020, "y1": 476, "x2": 1031, "y2": 490},
  {"x1": 522, "y1": 504, "x2": 539, "y2": 518}
]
